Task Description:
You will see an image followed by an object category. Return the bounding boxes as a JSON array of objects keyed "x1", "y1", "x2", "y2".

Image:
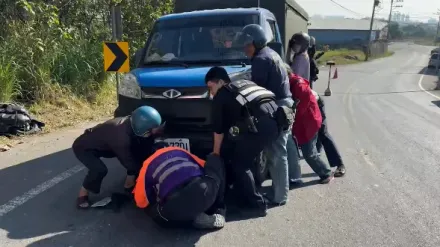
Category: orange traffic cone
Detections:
[{"x1": 332, "y1": 68, "x2": 338, "y2": 79}]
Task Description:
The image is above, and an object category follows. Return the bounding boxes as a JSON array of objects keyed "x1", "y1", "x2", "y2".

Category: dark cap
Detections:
[{"x1": 205, "y1": 66, "x2": 231, "y2": 84}]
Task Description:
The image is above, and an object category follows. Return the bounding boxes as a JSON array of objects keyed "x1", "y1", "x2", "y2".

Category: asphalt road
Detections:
[{"x1": 1, "y1": 43, "x2": 440, "y2": 247}]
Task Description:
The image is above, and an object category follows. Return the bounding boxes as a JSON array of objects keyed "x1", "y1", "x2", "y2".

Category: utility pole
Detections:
[
  {"x1": 386, "y1": 0, "x2": 394, "y2": 41},
  {"x1": 366, "y1": 0, "x2": 380, "y2": 61},
  {"x1": 387, "y1": 0, "x2": 403, "y2": 40},
  {"x1": 435, "y1": 10, "x2": 440, "y2": 46}
]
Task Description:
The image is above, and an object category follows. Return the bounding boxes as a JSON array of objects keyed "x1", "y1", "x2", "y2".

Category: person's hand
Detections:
[{"x1": 210, "y1": 151, "x2": 220, "y2": 157}]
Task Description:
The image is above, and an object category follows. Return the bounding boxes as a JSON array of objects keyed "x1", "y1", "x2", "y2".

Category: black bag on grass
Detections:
[{"x1": 0, "y1": 103, "x2": 45, "y2": 136}]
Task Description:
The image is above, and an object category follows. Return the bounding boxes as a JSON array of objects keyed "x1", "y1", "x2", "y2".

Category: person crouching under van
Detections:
[{"x1": 133, "y1": 142, "x2": 227, "y2": 230}]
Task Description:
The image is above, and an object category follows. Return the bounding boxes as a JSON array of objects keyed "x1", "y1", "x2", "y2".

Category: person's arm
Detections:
[
  {"x1": 114, "y1": 142, "x2": 141, "y2": 176},
  {"x1": 211, "y1": 94, "x2": 225, "y2": 155},
  {"x1": 251, "y1": 57, "x2": 270, "y2": 88},
  {"x1": 315, "y1": 51, "x2": 325, "y2": 60},
  {"x1": 213, "y1": 133, "x2": 224, "y2": 155},
  {"x1": 292, "y1": 78, "x2": 312, "y2": 116}
]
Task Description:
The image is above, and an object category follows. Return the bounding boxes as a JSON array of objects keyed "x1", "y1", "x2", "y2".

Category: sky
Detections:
[{"x1": 295, "y1": 0, "x2": 440, "y2": 22}]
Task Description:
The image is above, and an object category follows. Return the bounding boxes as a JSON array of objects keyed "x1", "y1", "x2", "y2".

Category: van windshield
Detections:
[{"x1": 143, "y1": 14, "x2": 259, "y2": 65}]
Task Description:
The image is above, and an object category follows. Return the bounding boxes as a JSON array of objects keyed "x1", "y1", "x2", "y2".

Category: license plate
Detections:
[{"x1": 155, "y1": 138, "x2": 190, "y2": 152}]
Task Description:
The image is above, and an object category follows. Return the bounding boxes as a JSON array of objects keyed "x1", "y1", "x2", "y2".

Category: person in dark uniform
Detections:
[
  {"x1": 73, "y1": 106, "x2": 164, "y2": 209},
  {"x1": 205, "y1": 66, "x2": 281, "y2": 216},
  {"x1": 134, "y1": 142, "x2": 226, "y2": 230},
  {"x1": 308, "y1": 36, "x2": 319, "y2": 89},
  {"x1": 239, "y1": 24, "x2": 295, "y2": 205}
]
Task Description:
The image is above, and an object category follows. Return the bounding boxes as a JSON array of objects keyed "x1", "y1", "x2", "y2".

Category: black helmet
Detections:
[
  {"x1": 289, "y1": 32, "x2": 311, "y2": 54},
  {"x1": 240, "y1": 24, "x2": 267, "y2": 49}
]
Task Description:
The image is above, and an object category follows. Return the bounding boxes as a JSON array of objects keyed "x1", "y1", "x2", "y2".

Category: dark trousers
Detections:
[
  {"x1": 72, "y1": 133, "x2": 138, "y2": 194},
  {"x1": 316, "y1": 97, "x2": 343, "y2": 167},
  {"x1": 147, "y1": 155, "x2": 226, "y2": 228},
  {"x1": 316, "y1": 120, "x2": 344, "y2": 167},
  {"x1": 226, "y1": 116, "x2": 278, "y2": 209}
]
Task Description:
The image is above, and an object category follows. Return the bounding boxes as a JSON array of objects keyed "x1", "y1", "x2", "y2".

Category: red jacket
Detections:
[{"x1": 289, "y1": 73, "x2": 322, "y2": 145}]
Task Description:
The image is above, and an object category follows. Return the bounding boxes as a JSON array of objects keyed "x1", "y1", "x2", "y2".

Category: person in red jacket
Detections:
[{"x1": 285, "y1": 64, "x2": 334, "y2": 184}]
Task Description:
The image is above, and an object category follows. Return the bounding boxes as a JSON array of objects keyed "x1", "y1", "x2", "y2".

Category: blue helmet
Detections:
[
  {"x1": 240, "y1": 24, "x2": 268, "y2": 50},
  {"x1": 130, "y1": 106, "x2": 162, "y2": 137}
]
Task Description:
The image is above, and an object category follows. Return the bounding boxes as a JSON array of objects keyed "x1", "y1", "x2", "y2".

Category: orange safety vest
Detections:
[{"x1": 133, "y1": 146, "x2": 205, "y2": 208}]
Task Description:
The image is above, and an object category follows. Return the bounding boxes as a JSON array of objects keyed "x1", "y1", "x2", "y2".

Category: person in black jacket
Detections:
[
  {"x1": 72, "y1": 106, "x2": 165, "y2": 209},
  {"x1": 308, "y1": 37, "x2": 329, "y2": 89}
]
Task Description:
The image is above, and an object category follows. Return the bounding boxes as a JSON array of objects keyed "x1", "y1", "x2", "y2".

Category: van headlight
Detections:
[{"x1": 119, "y1": 73, "x2": 141, "y2": 99}]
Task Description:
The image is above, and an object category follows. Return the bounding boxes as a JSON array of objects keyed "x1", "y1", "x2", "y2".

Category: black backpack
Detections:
[{"x1": 0, "y1": 103, "x2": 45, "y2": 136}]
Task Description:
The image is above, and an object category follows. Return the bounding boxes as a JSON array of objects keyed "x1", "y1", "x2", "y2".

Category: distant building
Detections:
[
  {"x1": 428, "y1": 18, "x2": 438, "y2": 24},
  {"x1": 308, "y1": 18, "x2": 388, "y2": 46}
]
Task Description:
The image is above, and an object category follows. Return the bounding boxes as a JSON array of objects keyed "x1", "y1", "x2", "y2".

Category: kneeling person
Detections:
[
  {"x1": 73, "y1": 106, "x2": 163, "y2": 209},
  {"x1": 134, "y1": 143, "x2": 226, "y2": 230}
]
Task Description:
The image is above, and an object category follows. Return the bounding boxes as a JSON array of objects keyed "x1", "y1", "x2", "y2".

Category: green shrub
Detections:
[
  {"x1": 0, "y1": 58, "x2": 21, "y2": 102},
  {"x1": 0, "y1": 0, "x2": 172, "y2": 112}
]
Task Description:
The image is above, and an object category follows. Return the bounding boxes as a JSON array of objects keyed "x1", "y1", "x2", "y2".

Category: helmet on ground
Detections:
[
  {"x1": 310, "y1": 36, "x2": 316, "y2": 47},
  {"x1": 289, "y1": 32, "x2": 311, "y2": 53},
  {"x1": 240, "y1": 24, "x2": 268, "y2": 49},
  {"x1": 130, "y1": 106, "x2": 162, "y2": 137},
  {"x1": 152, "y1": 141, "x2": 170, "y2": 153}
]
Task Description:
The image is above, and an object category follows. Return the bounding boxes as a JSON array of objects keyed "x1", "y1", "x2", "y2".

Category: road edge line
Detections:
[
  {"x1": 0, "y1": 165, "x2": 84, "y2": 217},
  {"x1": 418, "y1": 68, "x2": 440, "y2": 100}
]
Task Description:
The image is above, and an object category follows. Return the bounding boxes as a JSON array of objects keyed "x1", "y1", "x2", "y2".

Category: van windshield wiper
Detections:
[
  {"x1": 184, "y1": 60, "x2": 248, "y2": 67},
  {"x1": 144, "y1": 61, "x2": 189, "y2": 68}
]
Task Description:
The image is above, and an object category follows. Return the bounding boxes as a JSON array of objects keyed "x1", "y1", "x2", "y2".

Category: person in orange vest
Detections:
[{"x1": 133, "y1": 142, "x2": 226, "y2": 229}]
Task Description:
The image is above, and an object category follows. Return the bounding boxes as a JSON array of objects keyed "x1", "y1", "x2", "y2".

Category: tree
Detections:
[{"x1": 389, "y1": 22, "x2": 403, "y2": 39}]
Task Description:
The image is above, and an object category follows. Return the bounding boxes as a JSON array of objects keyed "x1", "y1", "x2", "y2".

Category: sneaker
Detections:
[
  {"x1": 263, "y1": 194, "x2": 286, "y2": 207},
  {"x1": 319, "y1": 173, "x2": 335, "y2": 184},
  {"x1": 193, "y1": 213, "x2": 225, "y2": 229},
  {"x1": 289, "y1": 178, "x2": 304, "y2": 186},
  {"x1": 334, "y1": 165, "x2": 346, "y2": 177}
]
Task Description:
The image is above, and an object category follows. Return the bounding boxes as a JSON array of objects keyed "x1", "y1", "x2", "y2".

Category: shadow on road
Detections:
[
  {"x1": 0, "y1": 149, "x2": 207, "y2": 247},
  {"x1": 431, "y1": 101, "x2": 440, "y2": 108},
  {"x1": 419, "y1": 66, "x2": 440, "y2": 75}
]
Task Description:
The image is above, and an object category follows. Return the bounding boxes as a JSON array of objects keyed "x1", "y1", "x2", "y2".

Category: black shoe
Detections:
[
  {"x1": 319, "y1": 172, "x2": 335, "y2": 184},
  {"x1": 263, "y1": 194, "x2": 286, "y2": 207},
  {"x1": 334, "y1": 165, "x2": 346, "y2": 177},
  {"x1": 251, "y1": 206, "x2": 268, "y2": 217},
  {"x1": 289, "y1": 179, "x2": 304, "y2": 187}
]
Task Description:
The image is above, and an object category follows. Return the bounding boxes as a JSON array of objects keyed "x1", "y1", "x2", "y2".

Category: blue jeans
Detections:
[
  {"x1": 300, "y1": 134, "x2": 332, "y2": 179},
  {"x1": 266, "y1": 98, "x2": 294, "y2": 203},
  {"x1": 288, "y1": 136, "x2": 301, "y2": 181}
]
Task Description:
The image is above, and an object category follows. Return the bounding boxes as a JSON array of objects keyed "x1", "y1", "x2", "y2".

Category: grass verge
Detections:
[
  {"x1": 0, "y1": 81, "x2": 116, "y2": 148},
  {"x1": 413, "y1": 39, "x2": 440, "y2": 46},
  {"x1": 317, "y1": 49, "x2": 394, "y2": 65}
]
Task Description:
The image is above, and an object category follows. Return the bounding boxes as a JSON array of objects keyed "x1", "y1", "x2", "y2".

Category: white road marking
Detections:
[
  {"x1": 418, "y1": 68, "x2": 440, "y2": 100},
  {"x1": 0, "y1": 165, "x2": 84, "y2": 217}
]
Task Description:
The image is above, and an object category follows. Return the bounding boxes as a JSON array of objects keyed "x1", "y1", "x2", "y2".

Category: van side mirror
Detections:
[
  {"x1": 267, "y1": 42, "x2": 283, "y2": 57},
  {"x1": 134, "y1": 48, "x2": 144, "y2": 68}
]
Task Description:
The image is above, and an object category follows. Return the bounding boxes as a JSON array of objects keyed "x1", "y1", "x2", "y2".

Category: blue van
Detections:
[{"x1": 114, "y1": 7, "x2": 305, "y2": 183}]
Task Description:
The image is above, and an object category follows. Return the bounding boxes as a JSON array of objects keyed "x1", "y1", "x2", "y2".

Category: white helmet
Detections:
[{"x1": 310, "y1": 36, "x2": 316, "y2": 47}]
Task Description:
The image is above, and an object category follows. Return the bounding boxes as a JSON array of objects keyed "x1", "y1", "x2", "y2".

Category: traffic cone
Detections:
[{"x1": 332, "y1": 68, "x2": 338, "y2": 79}]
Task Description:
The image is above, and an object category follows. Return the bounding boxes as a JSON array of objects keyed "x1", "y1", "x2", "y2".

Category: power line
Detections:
[{"x1": 328, "y1": 0, "x2": 367, "y2": 18}]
